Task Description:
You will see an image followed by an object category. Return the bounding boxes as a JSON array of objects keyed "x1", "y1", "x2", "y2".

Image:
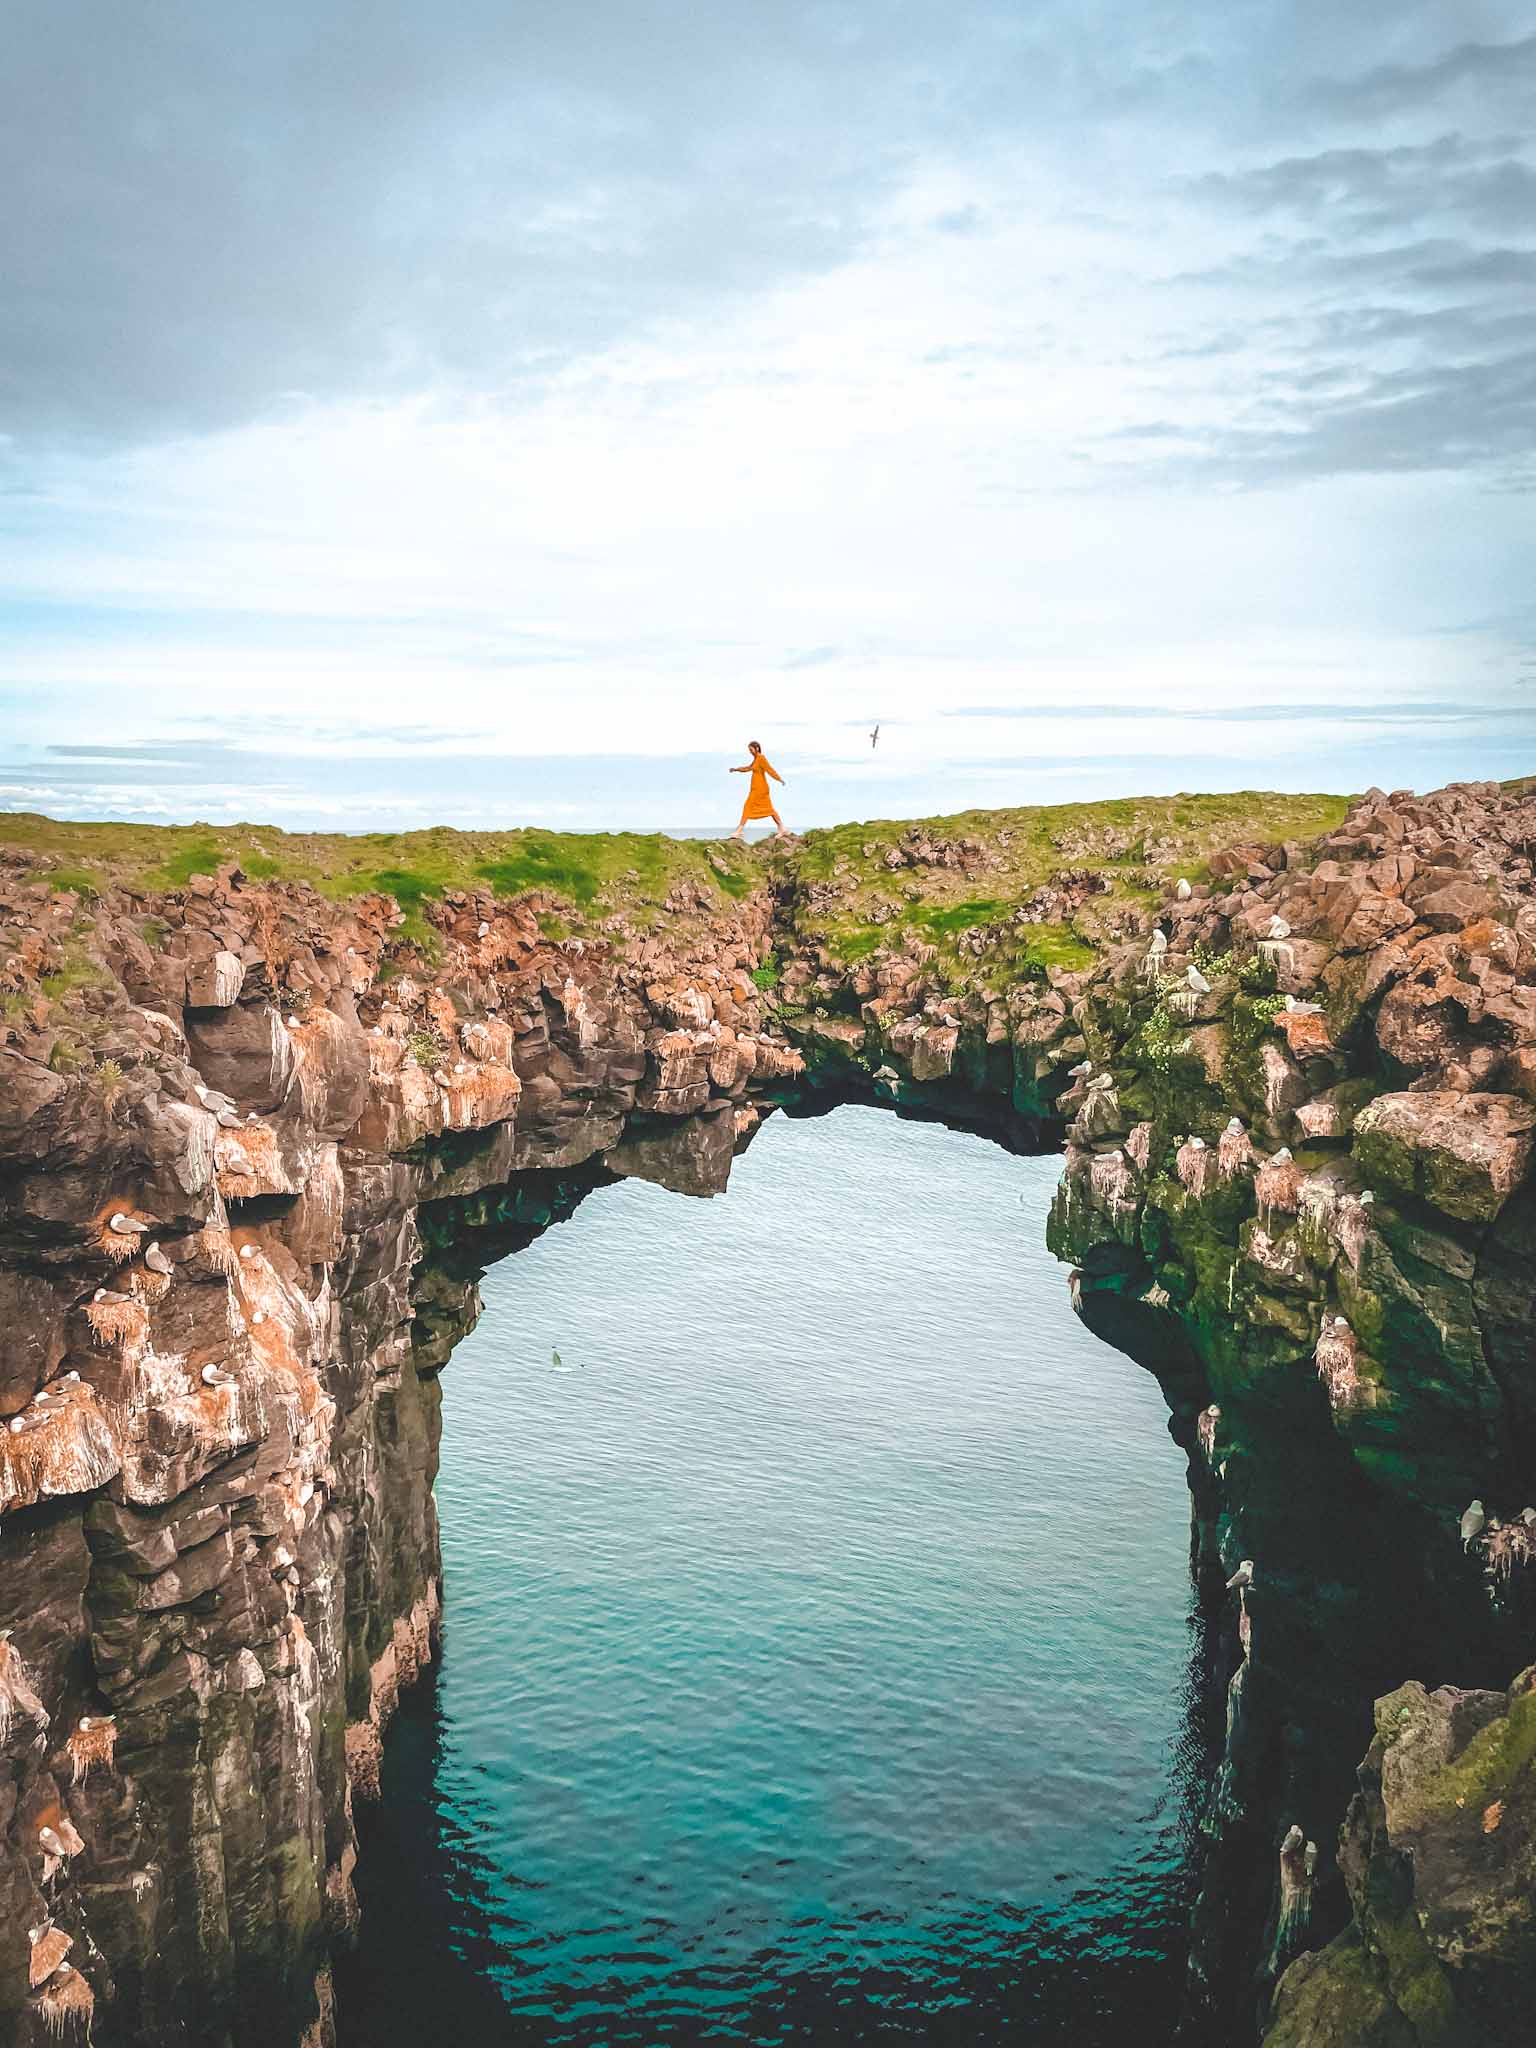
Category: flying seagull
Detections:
[{"x1": 870, "y1": 724, "x2": 880, "y2": 749}]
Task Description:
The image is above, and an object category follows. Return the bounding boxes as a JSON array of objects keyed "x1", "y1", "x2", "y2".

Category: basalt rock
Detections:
[
  {"x1": 2, "y1": 779, "x2": 1533, "y2": 2048},
  {"x1": 0, "y1": 859, "x2": 797, "y2": 2048},
  {"x1": 771, "y1": 778, "x2": 1536, "y2": 2044}
]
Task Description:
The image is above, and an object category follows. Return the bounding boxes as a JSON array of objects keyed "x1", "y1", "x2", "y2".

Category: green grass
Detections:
[
  {"x1": 0, "y1": 788, "x2": 1356, "y2": 986},
  {"x1": 477, "y1": 842, "x2": 604, "y2": 906},
  {"x1": 40, "y1": 946, "x2": 113, "y2": 1001},
  {"x1": 828, "y1": 928, "x2": 884, "y2": 963},
  {"x1": 790, "y1": 788, "x2": 1352, "y2": 987},
  {"x1": 909, "y1": 898, "x2": 1009, "y2": 940},
  {"x1": 0, "y1": 815, "x2": 763, "y2": 951},
  {"x1": 1017, "y1": 923, "x2": 1098, "y2": 975},
  {"x1": 155, "y1": 837, "x2": 225, "y2": 886}
]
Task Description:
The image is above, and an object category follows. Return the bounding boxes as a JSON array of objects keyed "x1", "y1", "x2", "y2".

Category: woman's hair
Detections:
[{"x1": 748, "y1": 739, "x2": 761, "y2": 752}]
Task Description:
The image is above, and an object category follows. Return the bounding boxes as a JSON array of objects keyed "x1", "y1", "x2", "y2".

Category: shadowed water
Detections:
[{"x1": 340, "y1": 1106, "x2": 1206, "y2": 2045}]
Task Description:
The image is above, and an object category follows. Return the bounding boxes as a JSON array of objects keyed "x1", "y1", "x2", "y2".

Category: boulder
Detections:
[
  {"x1": 185, "y1": 948, "x2": 245, "y2": 1009},
  {"x1": 1352, "y1": 1092, "x2": 1535, "y2": 1224}
]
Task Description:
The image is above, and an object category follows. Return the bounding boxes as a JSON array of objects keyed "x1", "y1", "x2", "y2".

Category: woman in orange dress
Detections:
[{"x1": 729, "y1": 740, "x2": 789, "y2": 840}]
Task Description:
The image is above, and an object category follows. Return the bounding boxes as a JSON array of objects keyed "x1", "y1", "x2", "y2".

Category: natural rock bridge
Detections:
[{"x1": 1, "y1": 779, "x2": 1532, "y2": 2047}]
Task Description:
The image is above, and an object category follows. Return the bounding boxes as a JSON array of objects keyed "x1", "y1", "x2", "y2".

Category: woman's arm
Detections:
[
  {"x1": 730, "y1": 764, "x2": 749, "y2": 773},
  {"x1": 767, "y1": 762, "x2": 785, "y2": 783}
]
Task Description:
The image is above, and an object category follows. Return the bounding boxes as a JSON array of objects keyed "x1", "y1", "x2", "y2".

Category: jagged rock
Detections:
[
  {"x1": 1266, "y1": 1668, "x2": 1536, "y2": 2047},
  {"x1": 185, "y1": 1001, "x2": 297, "y2": 1114},
  {"x1": 2, "y1": 776, "x2": 1534, "y2": 2048},
  {"x1": 1353, "y1": 1092, "x2": 1534, "y2": 1224},
  {"x1": 185, "y1": 946, "x2": 245, "y2": 1008}
]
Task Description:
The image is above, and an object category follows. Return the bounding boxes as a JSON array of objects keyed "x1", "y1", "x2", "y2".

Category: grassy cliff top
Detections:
[
  {"x1": 785, "y1": 788, "x2": 1353, "y2": 981},
  {"x1": 1, "y1": 790, "x2": 1352, "y2": 964},
  {"x1": 0, "y1": 814, "x2": 762, "y2": 946}
]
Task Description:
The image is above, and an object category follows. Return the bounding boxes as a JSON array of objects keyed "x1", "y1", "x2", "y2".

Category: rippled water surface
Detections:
[{"x1": 341, "y1": 1106, "x2": 1204, "y2": 2045}]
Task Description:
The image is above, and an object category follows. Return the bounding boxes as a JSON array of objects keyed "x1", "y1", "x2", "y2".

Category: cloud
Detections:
[
  {"x1": 1300, "y1": 32, "x2": 1536, "y2": 122},
  {"x1": 1192, "y1": 137, "x2": 1536, "y2": 238},
  {"x1": 944, "y1": 702, "x2": 1532, "y2": 724}
]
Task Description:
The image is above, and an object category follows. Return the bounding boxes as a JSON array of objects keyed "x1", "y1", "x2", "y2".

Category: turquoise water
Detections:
[{"x1": 341, "y1": 1106, "x2": 1205, "y2": 2045}]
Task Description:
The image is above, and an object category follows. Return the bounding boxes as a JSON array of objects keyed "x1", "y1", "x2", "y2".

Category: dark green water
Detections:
[{"x1": 341, "y1": 1106, "x2": 1207, "y2": 2045}]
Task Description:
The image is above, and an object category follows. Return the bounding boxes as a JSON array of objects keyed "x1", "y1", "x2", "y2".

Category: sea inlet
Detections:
[{"x1": 338, "y1": 1104, "x2": 1209, "y2": 2045}]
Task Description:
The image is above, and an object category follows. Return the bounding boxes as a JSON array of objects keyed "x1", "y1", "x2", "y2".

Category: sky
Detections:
[{"x1": 2, "y1": 0, "x2": 1534, "y2": 833}]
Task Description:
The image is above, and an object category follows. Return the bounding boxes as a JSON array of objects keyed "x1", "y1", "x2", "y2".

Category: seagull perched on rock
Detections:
[
  {"x1": 1174, "y1": 878, "x2": 1192, "y2": 901},
  {"x1": 239, "y1": 1245, "x2": 257, "y2": 1262},
  {"x1": 194, "y1": 1084, "x2": 236, "y2": 1114},
  {"x1": 1226, "y1": 1560, "x2": 1255, "y2": 1591},
  {"x1": 1147, "y1": 928, "x2": 1168, "y2": 954},
  {"x1": 1267, "y1": 915, "x2": 1292, "y2": 939},
  {"x1": 477, "y1": 921, "x2": 490, "y2": 938},
  {"x1": 1068, "y1": 1060, "x2": 1093, "y2": 1079},
  {"x1": 108, "y1": 1213, "x2": 147, "y2": 1236},
  {"x1": 202, "y1": 1363, "x2": 237, "y2": 1389},
  {"x1": 37, "y1": 1826, "x2": 66, "y2": 1859},
  {"x1": 1461, "y1": 1500, "x2": 1486, "y2": 1548},
  {"x1": 1271, "y1": 1146, "x2": 1293, "y2": 1164},
  {"x1": 1187, "y1": 965, "x2": 1212, "y2": 994},
  {"x1": 144, "y1": 1243, "x2": 174, "y2": 1277},
  {"x1": 1225, "y1": 1116, "x2": 1245, "y2": 1134},
  {"x1": 215, "y1": 1107, "x2": 242, "y2": 1129}
]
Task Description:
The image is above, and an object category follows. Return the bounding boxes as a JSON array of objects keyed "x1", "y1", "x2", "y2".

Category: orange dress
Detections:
[{"x1": 739, "y1": 755, "x2": 783, "y2": 821}]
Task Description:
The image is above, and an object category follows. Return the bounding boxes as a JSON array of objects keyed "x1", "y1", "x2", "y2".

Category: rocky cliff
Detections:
[
  {"x1": 0, "y1": 780, "x2": 1532, "y2": 2047},
  {"x1": 772, "y1": 777, "x2": 1536, "y2": 2043}
]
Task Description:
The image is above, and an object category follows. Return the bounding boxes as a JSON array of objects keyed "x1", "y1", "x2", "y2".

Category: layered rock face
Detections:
[
  {"x1": 0, "y1": 862, "x2": 798, "y2": 2047},
  {"x1": 1, "y1": 777, "x2": 1533, "y2": 2048}
]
